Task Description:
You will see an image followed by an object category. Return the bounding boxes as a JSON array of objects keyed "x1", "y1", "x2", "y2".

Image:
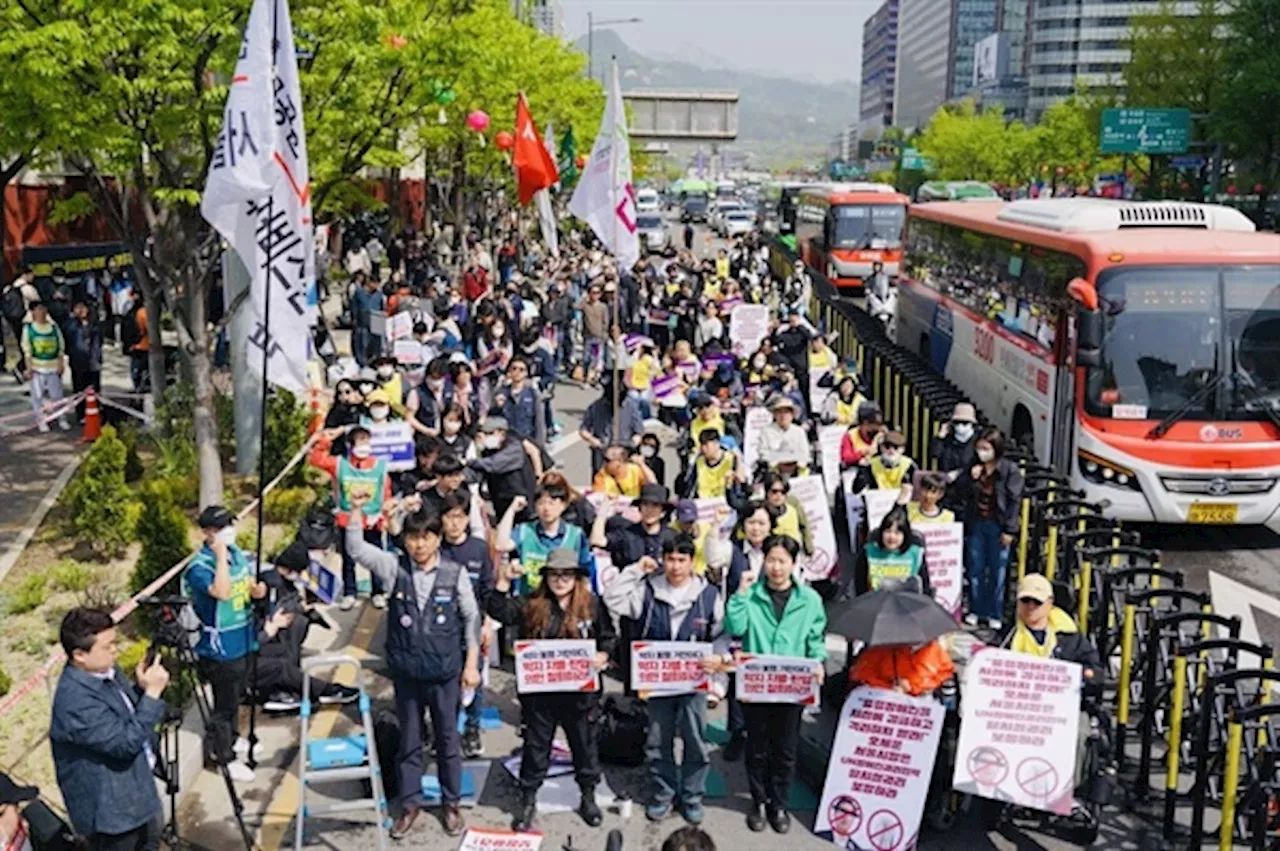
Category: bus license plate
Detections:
[{"x1": 1187, "y1": 503, "x2": 1237, "y2": 524}]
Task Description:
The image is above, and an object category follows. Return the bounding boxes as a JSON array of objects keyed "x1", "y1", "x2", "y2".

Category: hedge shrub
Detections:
[{"x1": 62, "y1": 425, "x2": 137, "y2": 558}]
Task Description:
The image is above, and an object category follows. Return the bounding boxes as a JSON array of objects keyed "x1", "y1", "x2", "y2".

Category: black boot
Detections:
[
  {"x1": 767, "y1": 806, "x2": 792, "y2": 834},
  {"x1": 746, "y1": 802, "x2": 767, "y2": 832},
  {"x1": 512, "y1": 792, "x2": 537, "y2": 832},
  {"x1": 723, "y1": 732, "x2": 746, "y2": 762},
  {"x1": 577, "y1": 785, "x2": 603, "y2": 827}
]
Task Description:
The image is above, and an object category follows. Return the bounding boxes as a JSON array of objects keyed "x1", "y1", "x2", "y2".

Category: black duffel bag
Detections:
[{"x1": 597, "y1": 695, "x2": 648, "y2": 766}]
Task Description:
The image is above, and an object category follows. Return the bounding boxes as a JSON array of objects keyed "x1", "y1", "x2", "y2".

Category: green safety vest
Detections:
[
  {"x1": 335, "y1": 456, "x2": 388, "y2": 515},
  {"x1": 865, "y1": 543, "x2": 924, "y2": 591},
  {"x1": 512, "y1": 522, "x2": 585, "y2": 595},
  {"x1": 26, "y1": 322, "x2": 62, "y2": 365}
]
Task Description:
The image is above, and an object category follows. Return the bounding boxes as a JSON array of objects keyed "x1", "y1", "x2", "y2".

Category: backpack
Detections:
[
  {"x1": 2, "y1": 285, "x2": 24, "y2": 321},
  {"x1": 597, "y1": 695, "x2": 649, "y2": 766}
]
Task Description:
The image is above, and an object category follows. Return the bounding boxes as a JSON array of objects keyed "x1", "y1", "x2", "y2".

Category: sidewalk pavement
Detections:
[{"x1": 0, "y1": 347, "x2": 135, "y2": 582}]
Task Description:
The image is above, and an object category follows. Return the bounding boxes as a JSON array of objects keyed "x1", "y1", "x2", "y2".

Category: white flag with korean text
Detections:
[
  {"x1": 201, "y1": 0, "x2": 314, "y2": 393},
  {"x1": 538, "y1": 121, "x2": 560, "y2": 257},
  {"x1": 569, "y1": 60, "x2": 639, "y2": 271}
]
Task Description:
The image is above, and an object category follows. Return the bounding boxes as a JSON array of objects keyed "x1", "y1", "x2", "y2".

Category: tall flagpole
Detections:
[
  {"x1": 246, "y1": 0, "x2": 279, "y2": 771},
  {"x1": 609, "y1": 57, "x2": 621, "y2": 444}
]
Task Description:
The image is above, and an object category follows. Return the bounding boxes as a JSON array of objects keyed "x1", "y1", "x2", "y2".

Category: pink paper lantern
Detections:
[{"x1": 467, "y1": 110, "x2": 490, "y2": 133}]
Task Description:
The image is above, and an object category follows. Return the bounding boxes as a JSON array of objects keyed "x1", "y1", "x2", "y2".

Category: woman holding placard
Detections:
[
  {"x1": 486, "y1": 547, "x2": 617, "y2": 833},
  {"x1": 723, "y1": 535, "x2": 827, "y2": 834}
]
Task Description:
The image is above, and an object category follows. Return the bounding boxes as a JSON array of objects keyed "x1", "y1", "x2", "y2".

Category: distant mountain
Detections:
[{"x1": 576, "y1": 30, "x2": 857, "y2": 164}]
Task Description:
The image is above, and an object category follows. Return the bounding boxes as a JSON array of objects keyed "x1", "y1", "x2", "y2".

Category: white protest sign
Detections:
[
  {"x1": 809, "y1": 368, "x2": 834, "y2": 418},
  {"x1": 584, "y1": 490, "x2": 640, "y2": 525},
  {"x1": 736, "y1": 654, "x2": 822, "y2": 705},
  {"x1": 387, "y1": 311, "x2": 414, "y2": 341},
  {"x1": 692, "y1": 496, "x2": 735, "y2": 542},
  {"x1": 953, "y1": 649, "x2": 1081, "y2": 815},
  {"x1": 790, "y1": 474, "x2": 838, "y2": 582},
  {"x1": 369, "y1": 310, "x2": 387, "y2": 338},
  {"x1": 818, "y1": 425, "x2": 845, "y2": 500},
  {"x1": 514, "y1": 639, "x2": 600, "y2": 695},
  {"x1": 367, "y1": 421, "x2": 415, "y2": 472},
  {"x1": 457, "y1": 827, "x2": 543, "y2": 851},
  {"x1": 729, "y1": 304, "x2": 770, "y2": 357},
  {"x1": 865, "y1": 489, "x2": 901, "y2": 533},
  {"x1": 393, "y1": 339, "x2": 423, "y2": 365},
  {"x1": 742, "y1": 406, "x2": 771, "y2": 473},
  {"x1": 814, "y1": 687, "x2": 946, "y2": 849},
  {"x1": 630, "y1": 641, "x2": 714, "y2": 696},
  {"x1": 919, "y1": 520, "x2": 964, "y2": 618}
]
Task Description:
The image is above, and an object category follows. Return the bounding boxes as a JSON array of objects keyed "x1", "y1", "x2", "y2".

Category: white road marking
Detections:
[
  {"x1": 1208, "y1": 569, "x2": 1277, "y2": 680},
  {"x1": 549, "y1": 430, "x2": 582, "y2": 457}
]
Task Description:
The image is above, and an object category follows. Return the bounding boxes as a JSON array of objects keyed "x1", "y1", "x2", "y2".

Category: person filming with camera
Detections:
[{"x1": 49, "y1": 607, "x2": 170, "y2": 850}]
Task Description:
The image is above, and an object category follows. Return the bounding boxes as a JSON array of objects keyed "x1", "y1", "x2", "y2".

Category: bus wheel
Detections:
[{"x1": 1011, "y1": 406, "x2": 1035, "y2": 452}]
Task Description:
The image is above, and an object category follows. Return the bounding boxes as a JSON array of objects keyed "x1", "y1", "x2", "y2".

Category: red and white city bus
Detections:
[
  {"x1": 896, "y1": 198, "x2": 1280, "y2": 525},
  {"x1": 794, "y1": 183, "x2": 911, "y2": 293}
]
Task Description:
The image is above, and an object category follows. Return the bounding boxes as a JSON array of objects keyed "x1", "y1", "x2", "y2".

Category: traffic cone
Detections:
[{"x1": 82, "y1": 387, "x2": 101, "y2": 442}]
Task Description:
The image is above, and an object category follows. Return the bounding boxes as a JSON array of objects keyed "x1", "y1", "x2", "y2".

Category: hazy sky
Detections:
[{"x1": 558, "y1": 0, "x2": 879, "y2": 84}]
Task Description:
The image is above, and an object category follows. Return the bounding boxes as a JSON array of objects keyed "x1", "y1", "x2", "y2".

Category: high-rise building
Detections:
[
  {"x1": 1026, "y1": 0, "x2": 1203, "y2": 118},
  {"x1": 949, "y1": 0, "x2": 999, "y2": 99},
  {"x1": 894, "y1": 0, "x2": 952, "y2": 130},
  {"x1": 514, "y1": 0, "x2": 562, "y2": 37},
  {"x1": 858, "y1": 0, "x2": 898, "y2": 142}
]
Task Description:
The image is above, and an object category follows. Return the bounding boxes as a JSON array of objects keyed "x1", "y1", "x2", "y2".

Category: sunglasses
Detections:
[
  {"x1": 768, "y1": 488, "x2": 787, "y2": 495},
  {"x1": 545, "y1": 570, "x2": 577, "y2": 581},
  {"x1": 1018, "y1": 596, "x2": 1047, "y2": 606}
]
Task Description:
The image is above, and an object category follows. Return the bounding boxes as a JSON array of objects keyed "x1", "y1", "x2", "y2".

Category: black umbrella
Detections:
[{"x1": 829, "y1": 589, "x2": 959, "y2": 647}]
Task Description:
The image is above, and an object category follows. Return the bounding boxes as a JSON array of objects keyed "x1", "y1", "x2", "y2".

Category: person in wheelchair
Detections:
[{"x1": 1000, "y1": 573, "x2": 1104, "y2": 799}]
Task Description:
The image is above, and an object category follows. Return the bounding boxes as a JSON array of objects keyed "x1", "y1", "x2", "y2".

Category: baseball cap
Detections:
[
  {"x1": 364, "y1": 388, "x2": 391, "y2": 406},
  {"x1": 635, "y1": 484, "x2": 671, "y2": 506},
  {"x1": 481, "y1": 415, "x2": 510, "y2": 433},
  {"x1": 674, "y1": 499, "x2": 699, "y2": 525},
  {"x1": 197, "y1": 505, "x2": 235, "y2": 530},
  {"x1": 1016, "y1": 573, "x2": 1053, "y2": 603}
]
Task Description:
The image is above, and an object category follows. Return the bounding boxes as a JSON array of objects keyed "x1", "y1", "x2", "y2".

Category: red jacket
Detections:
[
  {"x1": 307, "y1": 433, "x2": 392, "y2": 529},
  {"x1": 462, "y1": 267, "x2": 488, "y2": 302},
  {"x1": 840, "y1": 426, "x2": 879, "y2": 468}
]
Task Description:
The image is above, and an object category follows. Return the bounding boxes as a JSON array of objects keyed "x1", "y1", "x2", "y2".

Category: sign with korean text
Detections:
[
  {"x1": 630, "y1": 641, "x2": 714, "y2": 696},
  {"x1": 729, "y1": 304, "x2": 769, "y2": 357},
  {"x1": 367, "y1": 421, "x2": 415, "y2": 472},
  {"x1": 809, "y1": 368, "x2": 834, "y2": 421},
  {"x1": 814, "y1": 687, "x2": 945, "y2": 849},
  {"x1": 742, "y1": 405, "x2": 772, "y2": 472},
  {"x1": 514, "y1": 639, "x2": 600, "y2": 694},
  {"x1": 736, "y1": 654, "x2": 822, "y2": 705},
  {"x1": 790, "y1": 474, "x2": 839, "y2": 582},
  {"x1": 1100, "y1": 108, "x2": 1190, "y2": 154},
  {"x1": 457, "y1": 827, "x2": 543, "y2": 851},
  {"x1": 919, "y1": 521, "x2": 964, "y2": 618},
  {"x1": 864, "y1": 489, "x2": 901, "y2": 533},
  {"x1": 818, "y1": 425, "x2": 845, "y2": 499},
  {"x1": 953, "y1": 649, "x2": 1081, "y2": 814},
  {"x1": 386, "y1": 311, "x2": 414, "y2": 341},
  {"x1": 393, "y1": 339, "x2": 423, "y2": 365}
]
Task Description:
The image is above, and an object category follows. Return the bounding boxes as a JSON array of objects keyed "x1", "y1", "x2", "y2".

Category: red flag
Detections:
[{"x1": 513, "y1": 93, "x2": 559, "y2": 205}]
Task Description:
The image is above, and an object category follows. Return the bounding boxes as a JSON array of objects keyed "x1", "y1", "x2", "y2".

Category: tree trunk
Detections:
[
  {"x1": 182, "y1": 280, "x2": 224, "y2": 509},
  {"x1": 452, "y1": 142, "x2": 466, "y2": 259}
]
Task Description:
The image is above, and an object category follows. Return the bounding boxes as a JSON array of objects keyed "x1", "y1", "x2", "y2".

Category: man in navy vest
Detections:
[
  {"x1": 604, "y1": 534, "x2": 724, "y2": 825},
  {"x1": 346, "y1": 499, "x2": 481, "y2": 840}
]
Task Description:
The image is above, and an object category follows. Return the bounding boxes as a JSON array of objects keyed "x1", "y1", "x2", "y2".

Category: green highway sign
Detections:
[
  {"x1": 900, "y1": 147, "x2": 933, "y2": 171},
  {"x1": 1100, "y1": 108, "x2": 1191, "y2": 154}
]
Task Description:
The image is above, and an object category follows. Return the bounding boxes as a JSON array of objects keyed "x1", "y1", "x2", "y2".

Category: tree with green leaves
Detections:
[{"x1": 1215, "y1": 0, "x2": 1280, "y2": 215}]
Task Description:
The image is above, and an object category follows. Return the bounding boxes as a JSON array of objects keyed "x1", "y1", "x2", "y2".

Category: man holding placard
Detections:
[{"x1": 605, "y1": 535, "x2": 724, "y2": 825}]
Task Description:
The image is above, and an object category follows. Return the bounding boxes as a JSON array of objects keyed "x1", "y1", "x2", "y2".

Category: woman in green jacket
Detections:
[{"x1": 724, "y1": 535, "x2": 827, "y2": 835}]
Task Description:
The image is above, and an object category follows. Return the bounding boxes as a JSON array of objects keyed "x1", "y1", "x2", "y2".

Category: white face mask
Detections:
[
  {"x1": 881, "y1": 451, "x2": 901, "y2": 468},
  {"x1": 443, "y1": 420, "x2": 461, "y2": 436},
  {"x1": 352, "y1": 444, "x2": 373, "y2": 460},
  {"x1": 640, "y1": 445, "x2": 657, "y2": 458},
  {"x1": 953, "y1": 422, "x2": 975, "y2": 443},
  {"x1": 977, "y1": 447, "x2": 996, "y2": 463},
  {"x1": 216, "y1": 526, "x2": 238, "y2": 547},
  {"x1": 369, "y1": 405, "x2": 390, "y2": 421},
  {"x1": 483, "y1": 434, "x2": 503, "y2": 450},
  {"x1": 377, "y1": 366, "x2": 394, "y2": 379}
]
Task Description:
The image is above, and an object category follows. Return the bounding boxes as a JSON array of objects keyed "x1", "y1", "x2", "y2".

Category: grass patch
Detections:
[{"x1": 5, "y1": 574, "x2": 47, "y2": 615}]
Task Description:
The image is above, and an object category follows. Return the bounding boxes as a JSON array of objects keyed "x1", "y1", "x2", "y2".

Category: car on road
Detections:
[
  {"x1": 681, "y1": 192, "x2": 710, "y2": 223},
  {"x1": 636, "y1": 188, "x2": 660, "y2": 214},
  {"x1": 720, "y1": 209, "x2": 755, "y2": 237},
  {"x1": 637, "y1": 213, "x2": 667, "y2": 251},
  {"x1": 711, "y1": 200, "x2": 745, "y2": 234}
]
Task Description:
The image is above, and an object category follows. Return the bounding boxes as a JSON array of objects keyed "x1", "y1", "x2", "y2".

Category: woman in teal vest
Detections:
[{"x1": 856, "y1": 506, "x2": 931, "y2": 596}]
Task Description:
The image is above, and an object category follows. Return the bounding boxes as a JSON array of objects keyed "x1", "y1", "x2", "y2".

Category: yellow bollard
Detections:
[
  {"x1": 1166, "y1": 654, "x2": 1186, "y2": 794},
  {"x1": 911, "y1": 393, "x2": 922, "y2": 463},
  {"x1": 1152, "y1": 559, "x2": 1162, "y2": 590},
  {"x1": 1261, "y1": 657, "x2": 1274, "y2": 749},
  {"x1": 873, "y1": 355, "x2": 882, "y2": 405},
  {"x1": 1219, "y1": 720, "x2": 1243, "y2": 851},
  {"x1": 923, "y1": 407, "x2": 935, "y2": 470},
  {"x1": 1078, "y1": 557, "x2": 1093, "y2": 635},
  {"x1": 1017, "y1": 496, "x2": 1031, "y2": 581},
  {"x1": 891, "y1": 371, "x2": 901, "y2": 426},
  {"x1": 1118, "y1": 603, "x2": 1135, "y2": 729},
  {"x1": 1045, "y1": 493, "x2": 1059, "y2": 581}
]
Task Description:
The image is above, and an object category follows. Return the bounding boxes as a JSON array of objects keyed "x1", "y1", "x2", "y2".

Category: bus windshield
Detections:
[
  {"x1": 1089, "y1": 265, "x2": 1280, "y2": 421},
  {"x1": 832, "y1": 204, "x2": 907, "y2": 249}
]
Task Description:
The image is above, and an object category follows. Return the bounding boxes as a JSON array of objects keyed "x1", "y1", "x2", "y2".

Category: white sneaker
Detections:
[
  {"x1": 233, "y1": 737, "x2": 262, "y2": 760},
  {"x1": 225, "y1": 760, "x2": 256, "y2": 783},
  {"x1": 963, "y1": 613, "x2": 979, "y2": 627},
  {"x1": 37, "y1": 422, "x2": 50, "y2": 433},
  {"x1": 57, "y1": 418, "x2": 71, "y2": 431},
  {"x1": 988, "y1": 618, "x2": 1003, "y2": 632},
  {"x1": 371, "y1": 593, "x2": 387, "y2": 609},
  {"x1": 339, "y1": 595, "x2": 356, "y2": 611}
]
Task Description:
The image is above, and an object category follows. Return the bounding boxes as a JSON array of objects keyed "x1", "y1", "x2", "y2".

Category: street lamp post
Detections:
[{"x1": 587, "y1": 12, "x2": 642, "y2": 83}]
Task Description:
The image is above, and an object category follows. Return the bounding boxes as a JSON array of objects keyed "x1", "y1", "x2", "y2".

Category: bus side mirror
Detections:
[{"x1": 1069, "y1": 277, "x2": 1103, "y2": 367}]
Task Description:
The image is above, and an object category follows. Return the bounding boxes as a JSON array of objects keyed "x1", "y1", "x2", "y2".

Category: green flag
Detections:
[{"x1": 558, "y1": 125, "x2": 578, "y2": 186}]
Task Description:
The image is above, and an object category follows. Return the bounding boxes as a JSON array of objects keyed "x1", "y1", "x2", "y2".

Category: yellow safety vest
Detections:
[
  {"x1": 870, "y1": 455, "x2": 915, "y2": 491},
  {"x1": 832, "y1": 393, "x2": 867, "y2": 426},
  {"x1": 773, "y1": 502, "x2": 804, "y2": 547},
  {"x1": 690, "y1": 411, "x2": 727, "y2": 448},
  {"x1": 908, "y1": 504, "x2": 955, "y2": 525},
  {"x1": 694, "y1": 453, "x2": 737, "y2": 499}
]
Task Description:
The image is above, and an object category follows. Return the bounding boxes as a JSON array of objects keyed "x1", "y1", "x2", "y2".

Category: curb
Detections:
[{"x1": 0, "y1": 449, "x2": 83, "y2": 585}]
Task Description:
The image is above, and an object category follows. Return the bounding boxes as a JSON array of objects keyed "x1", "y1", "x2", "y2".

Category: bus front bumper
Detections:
[{"x1": 1074, "y1": 467, "x2": 1280, "y2": 525}]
